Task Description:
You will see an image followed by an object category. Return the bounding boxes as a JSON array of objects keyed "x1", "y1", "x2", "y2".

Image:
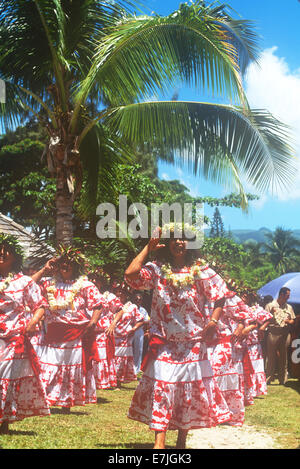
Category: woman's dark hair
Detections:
[
  {"x1": 262, "y1": 295, "x2": 273, "y2": 308},
  {"x1": 131, "y1": 291, "x2": 143, "y2": 303},
  {"x1": 240, "y1": 290, "x2": 258, "y2": 306},
  {"x1": 152, "y1": 236, "x2": 201, "y2": 267},
  {"x1": 54, "y1": 245, "x2": 88, "y2": 280},
  {"x1": 112, "y1": 282, "x2": 131, "y2": 300},
  {"x1": 0, "y1": 239, "x2": 24, "y2": 273},
  {"x1": 55, "y1": 256, "x2": 83, "y2": 280}
]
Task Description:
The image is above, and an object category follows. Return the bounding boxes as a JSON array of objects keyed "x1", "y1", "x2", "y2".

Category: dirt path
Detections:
[{"x1": 187, "y1": 424, "x2": 280, "y2": 449}]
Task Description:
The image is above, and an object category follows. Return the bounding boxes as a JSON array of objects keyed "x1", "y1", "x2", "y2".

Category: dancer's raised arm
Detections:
[
  {"x1": 125, "y1": 227, "x2": 165, "y2": 281},
  {"x1": 31, "y1": 257, "x2": 58, "y2": 283}
]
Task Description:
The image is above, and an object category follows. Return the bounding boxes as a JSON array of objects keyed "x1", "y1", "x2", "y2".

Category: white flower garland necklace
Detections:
[
  {"x1": 273, "y1": 305, "x2": 291, "y2": 328},
  {"x1": 161, "y1": 259, "x2": 207, "y2": 288},
  {"x1": 103, "y1": 291, "x2": 111, "y2": 299},
  {"x1": 0, "y1": 273, "x2": 14, "y2": 293},
  {"x1": 46, "y1": 275, "x2": 87, "y2": 311},
  {"x1": 123, "y1": 301, "x2": 133, "y2": 313}
]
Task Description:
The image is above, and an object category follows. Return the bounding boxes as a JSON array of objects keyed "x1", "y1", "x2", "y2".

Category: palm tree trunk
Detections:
[
  {"x1": 55, "y1": 165, "x2": 74, "y2": 246},
  {"x1": 47, "y1": 123, "x2": 82, "y2": 247}
]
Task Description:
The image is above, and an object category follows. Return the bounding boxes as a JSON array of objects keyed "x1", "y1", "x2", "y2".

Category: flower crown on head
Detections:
[
  {"x1": 161, "y1": 222, "x2": 199, "y2": 240},
  {"x1": 56, "y1": 244, "x2": 88, "y2": 269},
  {"x1": 0, "y1": 233, "x2": 24, "y2": 259}
]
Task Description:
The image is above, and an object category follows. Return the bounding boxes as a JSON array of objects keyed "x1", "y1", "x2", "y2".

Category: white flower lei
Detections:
[
  {"x1": 46, "y1": 275, "x2": 88, "y2": 311},
  {"x1": 161, "y1": 259, "x2": 207, "y2": 288},
  {"x1": 273, "y1": 306, "x2": 291, "y2": 327},
  {"x1": 123, "y1": 301, "x2": 132, "y2": 313},
  {"x1": 0, "y1": 273, "x2": 14, "y2": 293}
]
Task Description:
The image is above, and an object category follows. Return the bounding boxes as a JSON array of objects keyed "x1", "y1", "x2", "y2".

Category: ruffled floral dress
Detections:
[
  {"x1": 114, "y1": 301, "x2": 145, "y2": 384},
  {"x1": 243, "y1": 304, "x2": 272, "y2": 405},
  {"x1": 38, "y1": 276, "x2": 106, "y2": 408},
  {"x1": 0, "y1": 273, "x2": 50, "y2": 423},
  {"x1": 93, "y1": 291, "x2": 123, "y2": 389},
  {"x1": 125, "y1": 261, "x2": 233, "y2": 431},
  {"x1": 205, "y1": 294, "x2": 255, "y2": 426}
]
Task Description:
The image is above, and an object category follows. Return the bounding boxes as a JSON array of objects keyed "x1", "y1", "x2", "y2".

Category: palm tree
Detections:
[
  {"x1": 0, "y1": 0, "x2": 296, "y2": 246},
  {"x1": 263, "y1": 227, "x2": 300, "y2": 274},
  {"x1": 243, "y1": 240, "x2": 266, "y2": 269}
]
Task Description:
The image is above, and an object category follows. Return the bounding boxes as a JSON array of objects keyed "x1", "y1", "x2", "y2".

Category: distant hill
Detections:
[
  {"x1": 205, "y1": 227, "x2": 300, "y2": 244},
  {"x1": 230, "y1": 227, "x2": 272, "y2": 244}
]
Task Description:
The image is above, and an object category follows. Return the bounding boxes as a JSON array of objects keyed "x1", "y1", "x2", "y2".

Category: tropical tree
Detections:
[
  {"x1": 0, "y1": 119, "x2": 56, "y2": 238},
  {"x1": 209, "y1": 207, "x2": 225, "y2": 238},
  {"x1": 243, "y1": 240, "x2": 266, "y2": 268},
  {"x1": 0, "y1": 0, "x2": 296, "y2": 246},
  {"x1": 263, "y1": 227, "x2": 300, "y2": 275}
]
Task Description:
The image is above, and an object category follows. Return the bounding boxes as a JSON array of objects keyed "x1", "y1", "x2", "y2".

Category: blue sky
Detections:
[{"x1": 143, "y1": 0, "x2": 300, "y2": 231}]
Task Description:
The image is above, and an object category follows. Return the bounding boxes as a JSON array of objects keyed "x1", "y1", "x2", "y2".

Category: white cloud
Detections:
[
  {"x1": 244, "y1": 46, "x2": 300, "y2": 201},
  {"x1": 176, "y1": 167, "x2": 184, "y2": 177},
  {"x1": 250, "y1": 193, "x2": 268, "y2": 211},
  {"x1": 161, "y1": 173, "x2": 170, "y2": 180}
]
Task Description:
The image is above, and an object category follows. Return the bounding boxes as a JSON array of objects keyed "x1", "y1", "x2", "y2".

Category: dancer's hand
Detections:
[
  {"x1": 83, "y1": 321, "x2": 97, "y2": 336},
  {"x1": 105, "y1": 323, "x2": 116, "y2": 336},
  {"x1": 231, "y1": 323, "x2": 245, "y2": 343},
  {"x1": 125, "y1": 227, "x2": 165, "y2": 281},
  {"x1": 25, "y1": 307, "x2": 45, "y2": 334},
  {"x1": 202, "y1": 321, "x2": 217, "y2": 341},
  {"x1": 147, "y1": 227, "x2": 166, "y2": 253},
  {"x1": 126, "y1": 328, "x2": 135, "y2": 338},
  {"x1": 26, "y1": 322, "x2": 37, "y2": 334},
  {"x1": 43, "y1": 257, "x2": 59, "y2": 275},
  {"x1": 31, "y1": 257, "x2": 59, "y2": 283}
]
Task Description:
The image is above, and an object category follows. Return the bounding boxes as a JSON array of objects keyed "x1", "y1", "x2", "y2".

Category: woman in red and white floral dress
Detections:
[
  {"x1": 33, "y1": 249, "x2": 106, "y2": 411},
  {"x1": 205, "y1": 292, "x2": 256, "y2": 426},
  {"x1": 240, "y1": 292, "x2": 272, "y2": 405},
  {"x1": 110, "y1": 284, "x2": 145, "y2": 388},
  {"x1": 124, "y1": 225, "x2": 234, "y2": 450},
  {"x1": 88, "y1": 269, "x2": 124, "y2": 390},
  {"x1": 0, "y1": 235, "x2": 50, "y2": 434}
]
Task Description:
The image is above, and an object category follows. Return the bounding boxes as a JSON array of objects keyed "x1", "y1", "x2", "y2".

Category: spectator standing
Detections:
[{"x1": 264, "y1": 288, "x2": 296, "y2": 385}]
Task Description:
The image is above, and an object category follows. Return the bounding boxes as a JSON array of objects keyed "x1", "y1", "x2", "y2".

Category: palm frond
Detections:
[
  {"x1": 71, "y1": 1, "x2": 259, "y2": 129},
  {"x1": 0, "y1": 1, "x2": 53, "y2": 95},
  {"x1": 77, "y1": 122, "x2": 133, "y2": 220},
  {"x1": 201, "y1": 1, "x2": 260, "y2": 73},
  {"x1": 105, "y1": 100, "x2": 296, "y2": 202},
  {"x1": 0, "y1": 80, "x2": 57, "y2": 133},
  {"x1": 115, "y1": 220, "x2": 139, "y2": 254}
]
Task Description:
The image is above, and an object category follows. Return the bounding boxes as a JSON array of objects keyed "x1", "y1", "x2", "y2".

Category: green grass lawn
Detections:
[
  {"x1": 0, "y1": 379, "x2": 299, "y2": 449},
  {"x1": 244, "y1": 378, "x2": 300, "y2": 449}
]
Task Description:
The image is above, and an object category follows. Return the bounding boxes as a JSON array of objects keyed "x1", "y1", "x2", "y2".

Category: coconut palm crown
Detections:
[{"x1": 0, "y1": 0, "x2": 296, "y2": 245}]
